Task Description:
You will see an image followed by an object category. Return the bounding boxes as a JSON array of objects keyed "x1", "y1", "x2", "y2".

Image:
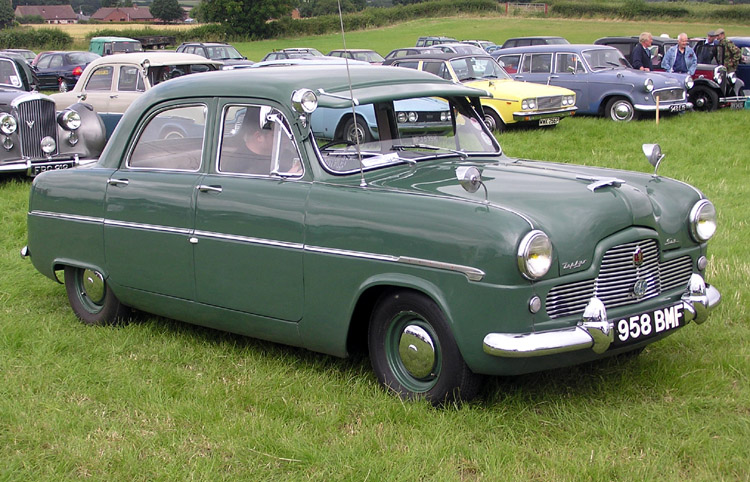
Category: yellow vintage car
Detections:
[{"x1": 384, "y1": 52, "x2": 577, "y2": 132}]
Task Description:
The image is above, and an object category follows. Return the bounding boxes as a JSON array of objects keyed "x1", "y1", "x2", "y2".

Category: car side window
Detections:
[
  {"x1": 397, "y1": 61, "x2": 421, "y2": 71},
  {"x1": 741, "y1": 47, "x2": 750, "y2": 64},
  {"x1": 496, "y1": 54, "x2": 520, "y2": 73},
  {"x1": 421, "y1": 61, "x2": 449, "y2": 79},
  {"x1": 218, "y1": 104, "x2": 302, "y2": 178},
  {"x1": 118, "y1": 66, "x2": 143, "y2": 92},
  {"x1": 85, "y1": 66, "x2": 114, "y2": 91},
  {"x1": 529, "y1": 53, "x2": 552, "y2": 73},
  {"x1": 49, "y1": 55, "x2": 63, "y2": 68},
  {"x1": 0, "y1": 59, "x2": 21, "y2": 87},
  {"x1": 555, "y1": 53, "x2": 585, "y2": 74},
  {"x1": 128, "y1": 104, "x2": 206, "y2": 171}
]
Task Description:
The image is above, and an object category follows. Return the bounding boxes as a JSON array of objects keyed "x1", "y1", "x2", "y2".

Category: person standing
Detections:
[
  {"x1": 698, "y1": 30, "x2": 719, "y2": 63},
  {"x1": 715, "y1": 28, "x2": 742, "y2": 72},
  {"x1": 631, "y1": 32, "x2": 653, "y2": 71},
  {"x1": 661, "y1": 33, "x2": 697, "y2": 75}
]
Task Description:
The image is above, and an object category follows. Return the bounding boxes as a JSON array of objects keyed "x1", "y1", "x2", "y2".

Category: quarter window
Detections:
[{"x1": 128, "y1": 104, "x2": 206, "y2": 171}]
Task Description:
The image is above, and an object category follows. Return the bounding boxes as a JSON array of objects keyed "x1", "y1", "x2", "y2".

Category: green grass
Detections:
[{"x1": 2, "y1": 17, "x2": 750, "y2": 480}]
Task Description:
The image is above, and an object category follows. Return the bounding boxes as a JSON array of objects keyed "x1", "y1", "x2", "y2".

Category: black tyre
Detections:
[
  {"x1": 482, "y1": 108, "x2": 506, "y2": 133},
  {"x1": 368, "y1": 290, "x2": 482, "y2": 404},
  {"x1": 342, "y1": 116, "x2": 372, "y2": 144},
  {"x1": 64, "y1": 266, "x2": 129, "y2": 326},
  {"x1": 689, "y1": 86, "x2": 719, "y2": 112},
  {"x1": 604, "y1": 97, "x2": 638, "y2": 122}
]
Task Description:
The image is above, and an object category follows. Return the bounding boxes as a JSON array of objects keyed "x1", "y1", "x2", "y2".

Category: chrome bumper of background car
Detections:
[
  {"x1": 512, "y1": 107, "x2": 577, "y2": 121},
  {"x1": 634, "y1": 101, "x2": 693, "y2": 112},
  {"x1": 483, "y1": 273, "x2": 720, "y2": 358}
]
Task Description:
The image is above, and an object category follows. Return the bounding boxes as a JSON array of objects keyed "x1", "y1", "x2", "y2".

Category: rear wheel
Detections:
[
  {"x1": 604, "y1": 97, "x2": 638, "y2": 122},
  {"x1": 689, "y1": 86, "x2": 719, "y2": 112},
  {"x1": 368, "y1": 290, "x2": 482, "y2": 404},
  {"x1": 64, "y1": 266, "x2": 129, "y2": 325},
  {"x1": 342, "y1": 116, "x2": 372, "y2": 144}
]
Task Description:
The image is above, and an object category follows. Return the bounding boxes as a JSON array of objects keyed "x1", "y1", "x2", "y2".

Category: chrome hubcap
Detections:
[
  {"x1": 612, "y1": 102, "x2": 633, "y2": 121},
  {"x1": 398, "y1": 324, "x2": 437, "y2": 379},
  {"x1": 82, "y1": 269, "x2": 105, "y2": 303}
]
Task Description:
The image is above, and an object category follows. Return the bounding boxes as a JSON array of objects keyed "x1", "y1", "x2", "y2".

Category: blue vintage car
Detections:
[
  {"x1": 494, "y1": 44, "x2": 694, "y2": 121},
  {"x1": 729, "y1": 37, "x2": 750, "y2": 92}
]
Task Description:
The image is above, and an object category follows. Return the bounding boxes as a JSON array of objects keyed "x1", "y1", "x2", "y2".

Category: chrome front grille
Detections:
[
  {"x1": 14, "y1": 97, "x2": 58, "y2": 159},
  {"x1": 546, "y1": 239, "x2": 693, "y2": 319},
  {"x1": 537, "y1": 96, "x2": 563, "y2": 110},
  {"x1": 653, "y1": 88, "x2": 685, "y2": 102}
]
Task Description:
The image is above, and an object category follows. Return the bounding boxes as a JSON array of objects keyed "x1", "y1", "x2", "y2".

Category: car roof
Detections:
[
  {"x1": 91, "y1": 36, "x2": 139, "y2": 42},
  {"x1": 84, "y1": 52, "x2": 223, "y2": 68},
  {"x1": 505, "y1": 36, "x2": 567, "y2": 40},
  {"x1": 328, "y1": 49, "x2": 376, "y2": 53},
  {"x1": 384, "y1": 52, "x2": 495, "y2": 62},
  {"x1": 595, "y1": 36, "x2": 675, "y2": 45},
  {"x1": 494, "y1": 44, "x2": 616, "y2": 54}
]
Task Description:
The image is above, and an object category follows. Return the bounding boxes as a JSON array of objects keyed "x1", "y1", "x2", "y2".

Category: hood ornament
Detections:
[
  {"x1": 26, "y1": 120, "x2": 35, "y2": 129},
  {"x1": 643, "y1": 143, "x2": 665, "y2": 176}
]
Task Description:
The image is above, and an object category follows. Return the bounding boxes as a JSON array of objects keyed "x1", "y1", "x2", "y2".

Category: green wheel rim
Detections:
[
  {"x1": 385, "y1": 311, "x2": 441, "y2": 393},
  {"x1": 75, "y1": 268, "x2": 105, "y2": 314}
]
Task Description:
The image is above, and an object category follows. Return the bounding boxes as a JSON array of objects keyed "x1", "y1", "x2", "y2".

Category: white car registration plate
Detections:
[
  {"x1": 613, "y1": 303, "x2": 684, "y2": 347},
  {"x1": 539, "y1": 117, "x2": 560, "y2": 126}
]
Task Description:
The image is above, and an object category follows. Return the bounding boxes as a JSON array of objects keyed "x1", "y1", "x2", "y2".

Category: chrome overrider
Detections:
[{"x1": 483, "y1": 273, "x2": 720, "y2": 358}]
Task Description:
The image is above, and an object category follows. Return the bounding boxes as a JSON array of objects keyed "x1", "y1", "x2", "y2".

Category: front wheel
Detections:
[
  {"x1": 368, "y1": 290, "x2": 482, "y2": 404},
  {"x1": 482, "y1": 109, "x2": 506, "y2": 133},
  {"x1": 604, "y1": 97, "x2": 638, "y2": 122},
  {"x1": 689, "y1": 86, "x2": 719, "y2": 112},
  {"x1": 64, "y1": 266, "x2": 129, "y2": 325},
  {"x1": 341, "y1": 116, "x2": 372, "y2": 144}
]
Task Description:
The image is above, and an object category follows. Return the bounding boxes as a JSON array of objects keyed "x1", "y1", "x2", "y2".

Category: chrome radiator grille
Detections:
[
  {"x1": 537, "y1": 96, "x2": 563, "y2": 110},
  {"x1": 15, "y1": 97, "x2": 58, "y2": 159},
  {"x1": 653, "y1": 88, "x2": 685, "y2": 102},
  {"x1": 546, "y1": 239, "x2": 693, "y2": 319}
]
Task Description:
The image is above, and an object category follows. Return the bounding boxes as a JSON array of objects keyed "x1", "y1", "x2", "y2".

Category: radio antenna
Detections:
[{"x1": 337, "y1": 0, "x2": 366, "y2": 187}]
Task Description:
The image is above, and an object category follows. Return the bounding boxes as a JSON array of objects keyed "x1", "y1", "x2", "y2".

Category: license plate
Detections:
[
  {"x1": 729, "y1": 101, "x2": 744, "y2": 110},
  {"x1": 613, "y1": 303, "x2": 684, "y2": 347},
  {"x1": 669, "y1": 104, "x2": 687, "y2": 113},
  {"x1": 31, "y1": 162, "x2": 74, "y2": 176},
  {"x1": 539, "y1": 117, "x2": 560, "y2": 126}
]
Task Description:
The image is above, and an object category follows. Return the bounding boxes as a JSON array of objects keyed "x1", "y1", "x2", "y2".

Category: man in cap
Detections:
[
  {"x1": 698, "y1": 30, "x2": 719, "y2": 63},
  {"x1": 716, "y1": 28, "x2": 742, "y2": 72}
]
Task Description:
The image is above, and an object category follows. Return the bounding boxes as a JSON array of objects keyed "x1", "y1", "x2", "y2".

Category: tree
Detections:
[
  {"x1": 200, "y1": 0, "x2": 296, "y2": 38},
  {"x1": 150, "y1": 0, "x2": 184, "y2": 23},
  {"x1": 0, "y1": 0, "x2": 16, "y2": 29}
]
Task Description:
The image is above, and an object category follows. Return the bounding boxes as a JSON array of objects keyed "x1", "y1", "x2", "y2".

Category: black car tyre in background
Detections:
[
  {"x1": 689, "y1": 86, "x2": 719, "y2": 112},
  {"x1": 482, "y1": 108, "x2": 506, "y2": 133},
  {"x1": 342, "y1": 116, "x2": 372, "y2": 144}
]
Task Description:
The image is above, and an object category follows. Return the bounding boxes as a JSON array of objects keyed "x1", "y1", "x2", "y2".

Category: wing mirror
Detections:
[
  {"x1": 642, "y1": 143, "x2": 665, "y2": 176},
  {"x1": 456, "y1": 165, "x2": 488, "y2": 203}
]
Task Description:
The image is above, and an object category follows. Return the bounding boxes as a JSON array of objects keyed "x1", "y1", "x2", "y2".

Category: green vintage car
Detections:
[{"x1": 22, "y1": 65, "x2": 720, "y2": 403}]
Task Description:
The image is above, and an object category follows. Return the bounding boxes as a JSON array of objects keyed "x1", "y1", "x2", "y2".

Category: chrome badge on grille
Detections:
[
  {"x1": 632, "y1": 278, "x2": 648, "y2": 298},
  {"x1": 632, "y1": 246, "x2": 644, "y2": 267}
]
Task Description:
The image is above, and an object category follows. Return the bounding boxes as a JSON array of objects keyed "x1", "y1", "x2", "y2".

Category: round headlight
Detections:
[
  {"x1": 408, "y1": 111, "x2": 418, "y2": 123},
  {"x1": 397, "y1": 112, "x2": 408, "y2": 123},
  {"x1": 291, "y1": 89, "x2": 318, "y2": 114},
  {"x1": 0, "y1": 113, "x2": 17, "y2": 135},
  {"x1": 644, "y1": 78, "x2": 654, "y2": 92},
  {"x1": 689, "y1": 200, "x2": 717, "y2": 242},
  {"x1": 59, "y1": 110, "x2": 81, "y2": 131},
  {"x1": 40, "y1": 136, "x2": 56, "y2": 155},
  {"x1": 517, "y1": 230, "x2": 553, "y2": 280},
  {"x1": 684, "y1": 76, "x2": 694, "y2": 89},
  {"x1": 728, "y1": 71, "x2": 737, "y2": 83},
  {"x1": 440, "y1": 111, "x2": 449, "y2": 122}
]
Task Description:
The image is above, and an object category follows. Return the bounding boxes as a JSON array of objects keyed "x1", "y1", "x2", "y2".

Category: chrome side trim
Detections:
[
  {"x1": 103, "y1": 219, "x2": 191, "y2": 235},
  {"x1": 29, "y1": 210, "x2": 103, "y2": 224},
  {"x1": 193, "y1": 230, "x2": 303, "y2": 250}
]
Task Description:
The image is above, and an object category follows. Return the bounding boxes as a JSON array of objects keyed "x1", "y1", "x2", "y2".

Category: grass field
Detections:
[{"x1": 3, "y1": 14, "x2": 750, "y2": 480}]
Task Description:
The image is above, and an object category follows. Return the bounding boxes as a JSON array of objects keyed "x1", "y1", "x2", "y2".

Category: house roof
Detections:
[
  {"x1": 91, "y1": 7, "x2": 154, "y2": 21},
  {"x1": 15, "y1": 5, "x2": 77, "y2": 20}
]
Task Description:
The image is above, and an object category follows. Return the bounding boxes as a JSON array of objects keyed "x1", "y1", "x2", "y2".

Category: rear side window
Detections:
[
  {"x1": 128, "y1": 104, "x2": 206, "y2": 171},
  {"x1": 85, "y1": 66, "x2": 113, "y2": 91}
]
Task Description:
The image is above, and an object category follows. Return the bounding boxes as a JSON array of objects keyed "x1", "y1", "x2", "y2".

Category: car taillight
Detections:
[{"x1": 72, "y1": 66, "x2": 83, "y2": 76}]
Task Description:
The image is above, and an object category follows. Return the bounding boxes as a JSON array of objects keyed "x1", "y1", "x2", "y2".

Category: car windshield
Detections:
[
  {"x1": 449, "y1": 57, "x2": 510, "y2": 81},
  {"x1": 352, "y1": 51, "x2": 384, "y2": 62},
  {"x1": 313, "y1": 95, "x2": 500, "y2": 175},
  {"x1": 206, "y1": 46, "x2": 244, "y2": 60},
  {"x1": 583, "y1": 48, "x2": 630, "y2": 70}
]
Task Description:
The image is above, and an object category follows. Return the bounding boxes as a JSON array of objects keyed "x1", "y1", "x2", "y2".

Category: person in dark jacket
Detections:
[{"x1": 631, "y1": 32, "x2": 653, "y2": 71}]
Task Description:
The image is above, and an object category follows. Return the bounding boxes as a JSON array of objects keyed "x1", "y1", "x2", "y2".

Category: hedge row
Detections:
[
  {"x1": 0, "y1": 27, "x2": 71, "y2": 50},
  {"x1": 548, "y1": 0, "x2": 750, "y2": 22},
  {"x1": 84, "y1": 24, "x2": 229, "y2": 44}
]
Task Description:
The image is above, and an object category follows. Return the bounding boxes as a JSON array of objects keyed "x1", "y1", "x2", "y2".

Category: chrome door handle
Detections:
[
  {"x1": 108, "y1": 178, "x2": 129, "y2": 186},
  {"x1": 197, "y1": 184, "x2": 222, "y2": 193}
]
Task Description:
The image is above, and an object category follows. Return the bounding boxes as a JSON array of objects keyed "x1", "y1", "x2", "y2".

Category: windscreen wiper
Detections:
[{"x1": 392, "y1": 143, "x2": 468, "y2": 159}]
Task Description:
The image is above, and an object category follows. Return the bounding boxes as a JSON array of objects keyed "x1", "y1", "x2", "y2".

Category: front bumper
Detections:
[
  {"x1": 483, "y1": 274, "x2": 720, "y2": 358},
  {"x1": 0, "y1": 155, "x2": 97, "y2": 176},
  {"x1": 512, "y1": 106, "x2": 577, "y2": 122}
]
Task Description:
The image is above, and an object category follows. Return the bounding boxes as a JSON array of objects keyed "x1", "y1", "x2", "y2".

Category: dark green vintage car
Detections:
[{"x1": 23, "y1": 65, "x2": 720, "y2": 403}]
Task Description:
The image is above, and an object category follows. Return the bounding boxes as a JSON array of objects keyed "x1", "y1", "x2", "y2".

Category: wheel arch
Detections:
[
  {"x1": 51, "y1": 258, "x2": 109, "y2": 284},
  {"x1": 597, "y1": 93, "x2": 635, "y2": 116},
  {"x1": 334, "y1": 112, "x2": 373, "y2": 141},
  {"x1": 345, "y1": 274, "x2": 453, "y2": 356}
]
